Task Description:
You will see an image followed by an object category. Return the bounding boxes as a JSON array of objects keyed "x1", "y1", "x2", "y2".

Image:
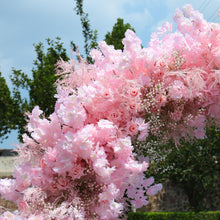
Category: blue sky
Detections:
[{"x1": 0, "y1": 0, "x2": 220, "y2": 149}]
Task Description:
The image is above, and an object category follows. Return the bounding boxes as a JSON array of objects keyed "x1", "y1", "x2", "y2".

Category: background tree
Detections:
[
  {"x1": 146, "y1": 126, "x2": 220, "y2": 211},
  {"x1": 104, "y1": 18, "x2": 135, "y2": 50},
  {"x1": 0, "y1": 72, "x2": 19, "y2": 143}
]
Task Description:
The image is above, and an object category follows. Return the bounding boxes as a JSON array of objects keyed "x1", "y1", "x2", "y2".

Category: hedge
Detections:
[{"x1": 127, "y1": 211, "x2": 220, "y2": 220}]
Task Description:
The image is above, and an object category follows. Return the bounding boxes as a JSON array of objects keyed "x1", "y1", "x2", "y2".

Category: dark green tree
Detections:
[
  {"x1": 10, "y1": 37, "x2": 69, "y2": 140},
  {"x1": 0, "y1": 72, "x2": 19, "y2": 142},
  {"x1": 29, "y1": 38, "x2": 69, "y2": 115},
  {"x1": 104, "y1": 18, "x2": 135, "y2": 50},
  {"x1": 146, "y1": 126, "x2": 220, "y2": 211}
]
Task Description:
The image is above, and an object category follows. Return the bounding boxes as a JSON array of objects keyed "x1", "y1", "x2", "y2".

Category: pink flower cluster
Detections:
[
  {"x1": 1, "y1": 4, "x2": 220, "y2": 220},
  {"x1": 0, "y1": 106, "x2": 161, "y2": 219},
  {"x1": 57, "y1": 4, "x2": 220, "y2": 144}
]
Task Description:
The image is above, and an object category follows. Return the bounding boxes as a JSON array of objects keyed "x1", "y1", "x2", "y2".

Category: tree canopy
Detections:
[
  {"x1": 105, "y1": 18, "x2": 135, "y2": 50},
  {"x1": 0, "y1": 72, "x2": 18, "y2": 142},
  {"x1": 146, "y1": 126, "x2": 220, "y2": 211}
]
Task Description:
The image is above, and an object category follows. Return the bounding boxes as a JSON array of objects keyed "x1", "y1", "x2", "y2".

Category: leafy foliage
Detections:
[
  {"x1": 30, "y1": 38, "x2": 69, "y2": 115},
  {"x1": 147, "y1": 126, "x2": 220, "y2": 211},
  {"x1": 0, "y1": 72, "x2": 19, "y2": 142},
  {"x1": 105, "y1": 18, "x2": 135, "y2": 50}
]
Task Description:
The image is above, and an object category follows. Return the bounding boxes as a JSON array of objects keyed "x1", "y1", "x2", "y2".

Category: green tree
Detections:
[
  {"x1": 0, "y1": 72, "x2": 19, "y2": 142},
  {"x1": 146, "y1": 126, "x2": 220, "y2": 211},
  {"x1": 104, "y1": 18, "x2": 135, "y2": 50},
  {"x1": 10, "y1": 37, "x2": 69, "y2": 140}
]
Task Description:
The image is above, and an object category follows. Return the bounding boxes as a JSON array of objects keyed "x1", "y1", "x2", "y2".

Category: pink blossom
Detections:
[
  {"x1": 155, "y1": 94, "x2": 167, "y2": 107},
  {"x1": 17, "y1": 198, "x2": 28, "y2": 211},
  {"x1": 143, "y1": 177, "x2": 155, "y2": 187},
  {"x1": 129, "y1": 87, "x2": 139, "y2": 97},
  {"x1": 0, "y1": 211, "x2": 22, "y2": 220},
  {"x1": 182, "y1": 4, "x2": 194, "y2": 18},
  {"x1": 194, "y1": 128, "x2": 205, "y2": 139},
  {"x1": 168, "y1": 80, "x2": 187, "y2": 100},
  {"x1": 171, "y1": 110, "x2": 183, "y2": 122},
  {"x1": 127, "y1": 121, "x2": 139, "y2": 136},
  {"x1": 147, "y1": 183, "x2": 163, "y2": 196},
  {"x1": 1, "y1": 4, "x2": 220, "y2": 219},
  {"x1": 0, "y1": 178, "x2": 20, "y2": 201},
  {"x1": 57, "y1": 177, "x2": 69, "y2": 188}
]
